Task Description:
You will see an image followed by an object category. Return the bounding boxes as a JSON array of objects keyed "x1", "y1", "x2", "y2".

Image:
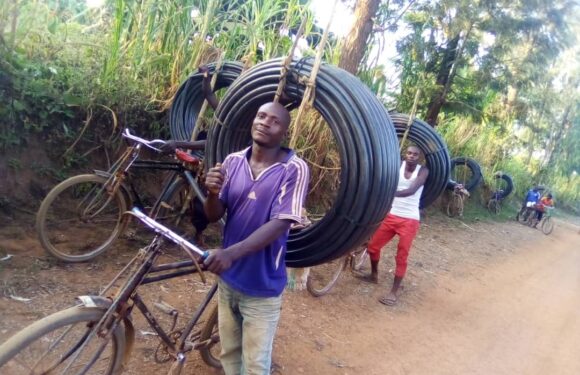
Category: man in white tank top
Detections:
[{"x1": 357, "y1": 146, "x2": 429, "y2": 306}]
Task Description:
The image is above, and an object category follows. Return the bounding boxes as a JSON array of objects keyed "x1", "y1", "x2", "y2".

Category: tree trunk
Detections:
[
  {"x1": 338, "y1": 0, "x2": 381, "y2": 74},
  {"x1": 424, "y1": 34, "x2": 459, "y2": 126},
  {"x1": 425, "y1": 21, "x2": 474, "y2": 127},
  {"x1": 544, "y1": 104, "x2": 571, "y2": 167}
]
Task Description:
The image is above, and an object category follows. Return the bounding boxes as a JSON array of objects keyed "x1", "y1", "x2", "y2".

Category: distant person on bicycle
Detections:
[
  {"x1": 516, "y1": 186, "x2": 543, "y2": 220},
  {"x1": 203, "y1": 102, "x2": 310, "y2": 375},
  {"x1": 533, "y1": 193, "x2": 554, "y2": 227},
  {"x1": 356, "y1": 145, "x2": 429, "y2": 306}
]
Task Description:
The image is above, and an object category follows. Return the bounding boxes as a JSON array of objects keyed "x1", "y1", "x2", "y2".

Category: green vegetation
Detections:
[{"x1": 0, "y1": 0, "x2": 578, "y2": 213}]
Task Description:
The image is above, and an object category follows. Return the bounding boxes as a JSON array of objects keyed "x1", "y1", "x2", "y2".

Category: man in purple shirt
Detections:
[{"x1": 204, "y1": 102, "x2": 309, "y2": 375}]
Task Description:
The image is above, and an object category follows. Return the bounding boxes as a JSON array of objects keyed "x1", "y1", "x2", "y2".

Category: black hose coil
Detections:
[
  {"x1": 493, "y1": 172, "x2": 514, "y2": 199},
  {"x1": 389, "y1": 113, "x2": 451, "y2": 208},
  {"x1": 447, "y1": 157, "x2": 483, "y2": 192},
  {"x1": 169, "y1": 61, "x2": 244, "y2": 144},
  {"x1": 206, "y1": 58, "x2": 401, "y2": 267}
]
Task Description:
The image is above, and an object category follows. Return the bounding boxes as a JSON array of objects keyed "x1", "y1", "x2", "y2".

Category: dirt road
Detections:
[
  {"x1": 1, "y1": 214, "x2": 579, "y2": 374},
  {"x1": 275, "y1": 220, "x2": 580, "y2": 375}
]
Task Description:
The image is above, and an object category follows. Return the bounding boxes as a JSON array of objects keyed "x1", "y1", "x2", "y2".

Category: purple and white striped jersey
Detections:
[{"x1": 218, "y1": 147, "x2": 309, "y2": 297}]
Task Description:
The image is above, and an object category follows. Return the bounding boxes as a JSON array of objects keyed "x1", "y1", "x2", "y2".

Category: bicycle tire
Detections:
[
  {"x1": 198, "y1": 304, "x2": 222, "y2": 369},
  {"x1": 155, "y1": 177, "x2": 194, "y2": 234},
  {"x1": 447, "y1": 194, "x2": 463, "y2": 218},
  {"x1": 542, "y1": 217, "x2": 554, "y2": 235},
  {"x1": 0, "y1": 306, "x2": 126, "y2": 375},
  {"x1": 306, "y1": 257, "x2": 346, "y2": 297},
  {"x1": 521, "y1": 211, "x2": 531, "y2": 224},
  {"x1": 36, "y1": 174, "x2": 129, "y2": 262}
]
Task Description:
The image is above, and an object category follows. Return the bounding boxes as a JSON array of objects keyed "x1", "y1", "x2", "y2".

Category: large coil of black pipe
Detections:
[
  {"x1": 206, "y1": 58, "x2": 401, "y2": 267},
  {"x1": 447, "y1": 157, "x2": 483, "y2": 192},
  {"x1": 169, "y1": 62, "x2": 244, "y2": 143},
  {"x1": 389, "y1": 113, "x2": 450, "y2": 208}
]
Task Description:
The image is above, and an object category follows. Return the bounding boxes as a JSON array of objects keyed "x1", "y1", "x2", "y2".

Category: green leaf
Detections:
[{"x1": 12, "y1": 100, "x2": 27, "y2": 113}]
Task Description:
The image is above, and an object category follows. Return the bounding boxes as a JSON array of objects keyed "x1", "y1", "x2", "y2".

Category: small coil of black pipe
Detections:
[
  {"x1": 493, "y1": 172, "x2": 514, "y2": 199},
  {"x1": 389, "y1": 113, "x2": 451, "y2": 208},
  {"x1": 206, "y1": 58, "x2": 401, "y2": 267},
  {"x1": 447, "y1": 157, "x2": 483, "y2": 192},
  {"x1": 169, "y1": 61, "x2": 244, "y2": 146}
]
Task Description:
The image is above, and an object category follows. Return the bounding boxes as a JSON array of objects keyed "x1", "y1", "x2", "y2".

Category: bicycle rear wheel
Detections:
[
  {"x1": 446, "y1": 194, "x2": 463, "y2": 218},
  {"x1": 198, "y1": 305, "x2": 221, "y2": 369},
  {"x1": 541, "y1": 217, "x2": 554, "y2": 235},
  {"x1": 487, "y1": 199, "x2": 501, "y2": 215},
  {"x1": 155, "y1": 178, "x2": 195, "y2": 236},
  {"x1": 36, "y1": 174, "x2": 129, "y2": 262},
  {"x1": 0, "y1": 306, "x2": 126, "y2": 375},
  {"x1": 306, "y1": 257, "x2": 346, "y2": 297}
]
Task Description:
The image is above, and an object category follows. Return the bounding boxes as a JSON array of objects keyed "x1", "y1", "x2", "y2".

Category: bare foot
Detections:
[{"x1": 354, "y1": 271, "x2": 378, "y2": 284}]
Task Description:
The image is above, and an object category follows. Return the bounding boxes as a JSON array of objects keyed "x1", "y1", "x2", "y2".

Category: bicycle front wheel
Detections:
[
  {"x1": 198, "y1": 305, "x2": 222, "y2": 369},
  {"x1": 306, "y1": 257, "x2": 346, "y2": 297},
  {"x1": 0, "y1": 306, "x2": 126, "y2": 375},
  {"x1": 36, "y1": 174, "x2": 129, "y2": 262},
  {"x1": 542, "y1": 217, "x2": 554, "y2": 235}
]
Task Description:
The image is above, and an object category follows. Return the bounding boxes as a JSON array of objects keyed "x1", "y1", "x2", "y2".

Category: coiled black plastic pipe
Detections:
[
  {"x1": 389, "y1": 113, "x2": 450, "y2": 208},
  {"x1": 169, "y1": 62, "x2": 244, "y2": 142},
  {"x1": 447, "y1": 157, "x2": 483, "y2": 192},
  {"x1": 206, "y1": 58, "x2": 401, "y2": 267},
  {"x1": 494, "y1": 172, "x2": 514, "y2": 199}
]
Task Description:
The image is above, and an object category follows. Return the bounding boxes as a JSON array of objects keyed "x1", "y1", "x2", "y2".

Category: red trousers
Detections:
[{"x1": 367, "y1": 213, "x2": 420, "y2": 277}]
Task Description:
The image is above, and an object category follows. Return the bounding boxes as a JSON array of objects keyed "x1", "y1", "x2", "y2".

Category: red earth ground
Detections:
[{"x1": 1, "y1": 211, "x2": 579, "y2": 375}]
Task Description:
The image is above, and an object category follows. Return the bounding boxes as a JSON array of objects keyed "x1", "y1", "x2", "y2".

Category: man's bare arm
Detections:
[{"x1": 395, "y1": 168, "x2": 429, "y2": 198}]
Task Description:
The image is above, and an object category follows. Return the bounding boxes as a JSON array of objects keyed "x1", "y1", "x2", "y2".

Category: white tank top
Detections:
[{"x1": 390, "y1": 161, "x2": 423, "y2": 221}]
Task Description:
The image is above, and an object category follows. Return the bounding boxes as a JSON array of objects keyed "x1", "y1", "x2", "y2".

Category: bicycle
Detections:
[
  {"x1": 36, "y1": 129, "x2": 214, "y2": 262},
  {"x1": 306, "y1": 246, "x2": 368, "y2": 297},
  {"x1": 487, "y1": 172, "x2": 514, "y2": 215},
  {"x1": 447, "y1": 185, "x2": 469, "y2": 218},
  {"x1": 540, "y1": 207, "x2": 555, "y2": 235},
  {"x1": 0, "y1": 208, "x2": 221, "y2": 374},
  {"x1": 517, "y1": 204, "x2": 555, "y2": 235}
]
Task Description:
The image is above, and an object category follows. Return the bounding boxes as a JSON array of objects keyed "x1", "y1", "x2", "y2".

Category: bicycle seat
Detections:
[{"x1": 175, "y1": 149, "x2": 200, "y2": 166}]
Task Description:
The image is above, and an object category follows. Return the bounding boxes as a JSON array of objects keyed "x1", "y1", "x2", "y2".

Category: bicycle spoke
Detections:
[{"x1": 30, "y1": 324, "x2": 79, "y2": 373}]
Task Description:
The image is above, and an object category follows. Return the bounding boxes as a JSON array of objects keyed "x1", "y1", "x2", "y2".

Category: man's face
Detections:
[
  {"x1": 404, "y1": 146, "x2": 421, "y2": 166},
  {"x1": 251, "y1": 103, "x2": 290, "y2": 148}
]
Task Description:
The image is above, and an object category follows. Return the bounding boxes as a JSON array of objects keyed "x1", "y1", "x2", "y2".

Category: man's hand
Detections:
[
  {"x1": 159, "y1": 140, "x2": 178, "y2": 154},
  {"x1": 199, "y1": 65, "x2": 211, "y2": 78},
  {"x1": 204, "y1": 249, "x2": 234, "y2": 274},
  {"x1": 205, "y1": 163, "x2": 224, "y2": 196}
]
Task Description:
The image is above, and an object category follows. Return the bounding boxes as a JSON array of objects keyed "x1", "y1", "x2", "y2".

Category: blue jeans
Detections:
[{"x1": 218, "y1": 279, "x2": 282, "y2": 375}]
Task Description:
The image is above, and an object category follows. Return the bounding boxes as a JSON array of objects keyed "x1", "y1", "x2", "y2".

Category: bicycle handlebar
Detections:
[
  {"x1": 127, "y1": 207, "x2": 209, "y2": 259},
  {"x1": 122, "y1": 128, "x2": 166, "y2": 152}
]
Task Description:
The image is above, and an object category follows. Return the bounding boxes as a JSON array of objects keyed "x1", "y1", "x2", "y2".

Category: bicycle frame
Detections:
[
  {"x1": 94, "y1": 134, "x2": 214, "y2": 229},
  {"x1": 70, "y1": 215, "x2": 218, "y2": 371}
]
